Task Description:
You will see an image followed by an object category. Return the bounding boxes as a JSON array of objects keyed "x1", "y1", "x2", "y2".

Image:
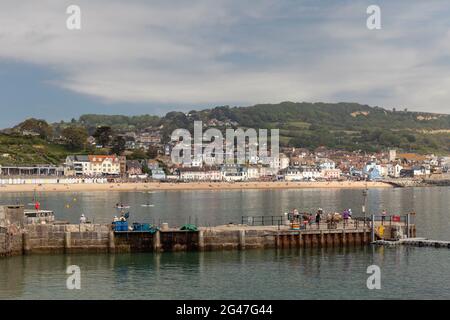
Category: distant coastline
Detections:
[{"x1": 0, "y1": 181, "x2": 392, "y2": 193}]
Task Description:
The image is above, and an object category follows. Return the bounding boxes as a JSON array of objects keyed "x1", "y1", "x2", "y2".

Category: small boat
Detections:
[
  {"x1": 24, "y1": 209, "x2": 55, "y2": 224},
  {"x1": 115, "y1": 205, "x2": 131, "y2": 209},
  {"x1": 141, "y1": 204, "x2": 154, "y2": 207}
]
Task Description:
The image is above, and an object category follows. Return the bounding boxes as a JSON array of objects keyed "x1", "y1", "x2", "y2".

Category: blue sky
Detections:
[{"x1": 1, "y1": 0, "x2": 450, "y2": 128}]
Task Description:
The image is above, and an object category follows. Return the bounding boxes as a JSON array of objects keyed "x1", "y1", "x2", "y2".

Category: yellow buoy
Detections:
[{"x1": 378, "y1": 225, "x2": 385, "y2": 237}]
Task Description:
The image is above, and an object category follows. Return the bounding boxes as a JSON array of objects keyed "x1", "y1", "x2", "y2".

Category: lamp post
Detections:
[{"x1": 362, "y1": 180, "x2": 368, "y2": 228}]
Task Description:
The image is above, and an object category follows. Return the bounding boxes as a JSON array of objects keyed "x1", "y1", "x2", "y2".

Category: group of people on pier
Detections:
[{"x1": 288, "y1": 207, "x2": 355, "y2": 229}]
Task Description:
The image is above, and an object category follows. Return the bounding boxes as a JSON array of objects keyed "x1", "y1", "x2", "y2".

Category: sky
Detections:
[{"x1": 1, "y1": 0, "x2": 450, "y2": 128}]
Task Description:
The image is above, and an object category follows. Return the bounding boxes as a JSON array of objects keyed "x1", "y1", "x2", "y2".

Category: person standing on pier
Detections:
[
  {"x1": 381, "y1": 210, "x2": 387, "y2": 225},
  {"x1": 343, "y1": 209, "x2": 349, "y2": 226},
  {"x1": 315, "y1": 210, "x2": 322, "y2": 229}
]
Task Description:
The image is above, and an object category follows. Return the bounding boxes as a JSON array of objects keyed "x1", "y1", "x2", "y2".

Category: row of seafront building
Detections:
[{"x1": 0, "y1": 149, "x2": 449, "y2": 184}]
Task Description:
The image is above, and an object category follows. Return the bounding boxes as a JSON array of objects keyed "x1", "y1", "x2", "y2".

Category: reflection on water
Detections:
[
  {"x1": 1, "y1": 187, "x2": 449, "y2": 299},
  {"x1": 2, "y1": 246, "x2": 450, "y2": 300}
]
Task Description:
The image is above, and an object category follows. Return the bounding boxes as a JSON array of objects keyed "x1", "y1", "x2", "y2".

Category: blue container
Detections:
[
  {"x1": 131, "y1": 223, "x2": 152, "y2": 232},
  {"x1": 114, "y1": 221, "x2": 128, "y2": 231}
]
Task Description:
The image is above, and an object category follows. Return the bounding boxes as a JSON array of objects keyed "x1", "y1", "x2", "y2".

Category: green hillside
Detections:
[
  {"x1": 1, "y1": 102, "x2": 449, "y2": 165},
  {"x1": 0, "y1": 134, "x2": 82, "y2": 166},
  {"x1": 68, "y1": 102, "x2": 450, "y2": 154}
]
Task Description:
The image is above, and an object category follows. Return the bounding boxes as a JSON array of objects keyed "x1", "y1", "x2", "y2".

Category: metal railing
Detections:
[
  {"x1": 239, "y1": 214, "x2": 403, "y2": 231},
  {"x1": 241, "y1": 216, "x2": 285, "y2": 226}
]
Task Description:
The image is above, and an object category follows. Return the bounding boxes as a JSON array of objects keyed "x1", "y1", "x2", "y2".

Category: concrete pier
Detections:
[
  {"x1": 0, "y1": 204, "x2": 415, "y2": 257},
  {"x1": 2, "y1": 223, "x2": 383, "y2": 256}
]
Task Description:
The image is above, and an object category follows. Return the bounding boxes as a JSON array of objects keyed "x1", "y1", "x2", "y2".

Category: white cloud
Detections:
[{"x1": 1, "y1": 0, "x2": 450, "y2": 113}]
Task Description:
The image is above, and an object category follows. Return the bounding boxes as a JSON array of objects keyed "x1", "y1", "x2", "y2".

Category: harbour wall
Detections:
[{"x1": 1, "y1": 223, "x2": 416, "y2": 257}]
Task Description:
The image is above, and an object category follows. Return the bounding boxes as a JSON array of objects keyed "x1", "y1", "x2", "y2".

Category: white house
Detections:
[
  {"x1": 64, "y1": 155, "x2": 90, "y2": 176},
  {"x1": 283, "y1": 167, "x2": 303, "y2": 181},
  {"x1": 279, "y1": 154, "x2": 290, "y2": 170},
  {"x1": 387, "y1": 163, "x2": 403, "y2": 178},
  {"x1": 321, "y1": 168, "x2": 342, "y2": 180},
  {"x1": 412, "y1": 166, "x2": 431, "y2": 177},
  {"x1": 318, "y1": 159, "x2": 336, "y2": 170},
  {"x1": 246, "y1": 166, "x2": 260, "y2": 180},
  {"x1": 363, "y1": 161, "x2": 387, "y2": 177},
  {"x1": 88, "y1": 155, "x2": 121, "y2": 176},
  {"x1": 283, "y1": 166, "x2": 321, "y2": 181},
  {"x1": 259, "y1": 166, "x2": 279, "y2": 178},
  {"x1": 179, "y1": 168, "x2": 221, "y2": 181},
  {"x1": 221, "y1": 164, "x2": 247, "y2": 181},
  {"x1": 301, "y1": 166, "x2": 321, "y2": 179}
]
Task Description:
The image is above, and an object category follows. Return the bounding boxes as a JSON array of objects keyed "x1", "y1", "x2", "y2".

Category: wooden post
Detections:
[
  {"x1": 406, "y1": 213, "x2": 410, "y2": 238},
  {"x1": 295, "y1": 232, "x2": 300, "y2": 248},
  {"x1": 371, "y1": 214, "x2": 375, "y2": 243},
  {"x1": 333, "y1": 233, "x2": 339, "y2": 247}
]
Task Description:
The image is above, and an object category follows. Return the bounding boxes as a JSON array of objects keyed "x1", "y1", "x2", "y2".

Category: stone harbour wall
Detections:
[
  {"x1": 0, "y1": 226, "x2": 23, "y2": 257},
  {"x1": 1, "y1": 224, "x2": 412, "y2": 258},
  {"x1": 22, "y1": 224, "x2": 112, "y2": 254}
]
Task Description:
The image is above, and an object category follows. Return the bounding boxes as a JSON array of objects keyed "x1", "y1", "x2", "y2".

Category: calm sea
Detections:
[{"x1": 1, "y1": 187, "x2": 449, "y2": 299}]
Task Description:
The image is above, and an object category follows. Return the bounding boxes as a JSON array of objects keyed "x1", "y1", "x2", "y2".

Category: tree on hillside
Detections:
[
  {"x1": 128, "y1": 148, "x2": 147, "y2": 160},
  {"x1": 111, "y1": 136, "x2": 126, "y2": 155},
  {"x1": 147, "y1": 145, "x2": 158, "y2": 159},
  {"x1": 93, "y1": 126, "x2": 112, "y2": 147},
  {"x1": 16, "y1": 118, "x2": 53, "y2": 140},
  {"x1": 62, "y1": 126, "x2": 88, "y2": 149}
]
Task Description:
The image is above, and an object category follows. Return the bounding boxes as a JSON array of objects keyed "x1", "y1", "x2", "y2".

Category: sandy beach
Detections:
[{"x1": 0, "y1": 181, "x2": 391, "y2": 193}]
